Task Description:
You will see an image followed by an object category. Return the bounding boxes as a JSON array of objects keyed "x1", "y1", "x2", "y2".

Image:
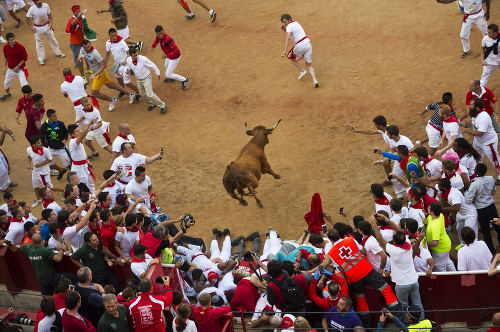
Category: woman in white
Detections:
[{"x1": 173, "y1": 303, "x2": 197, "y2": 332}]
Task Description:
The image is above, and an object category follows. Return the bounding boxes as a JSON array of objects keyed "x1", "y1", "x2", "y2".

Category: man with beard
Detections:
[{"x1": 460, "y1": 97, "x2": 500, "y2": 185}]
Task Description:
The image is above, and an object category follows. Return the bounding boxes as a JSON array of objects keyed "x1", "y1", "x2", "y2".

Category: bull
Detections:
[{"x1": 223, "y1": 119, "x2": 282, "y2": 208}]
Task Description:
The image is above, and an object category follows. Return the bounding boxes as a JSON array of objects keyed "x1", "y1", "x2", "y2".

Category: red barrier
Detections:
[{"x1": 219, "y1": 312, "x2": 235, "y2": 332}]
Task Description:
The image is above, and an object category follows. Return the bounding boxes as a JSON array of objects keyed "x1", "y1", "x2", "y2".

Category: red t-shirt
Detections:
[
  {"x1": 293, "y1": 273, "x2": 311, "y2": 300},
  {"x1": 466, "y1": 88, "x2": 497, "y2": 116},
  {"x1": 230, "y1": 279, "x2": 260, "y2": 312},
  {"x1": 101, "y1": 221, "x2": 119, "y2": 256},
  {"x1": 3, "y1": 41, "x2": 28, "y2": 69},
  {"x1": 25, "y1": 107, "x2": 42, "y2": 141},
  {"x1": 16, "y1": 96, "x2": 35, "y2": 117},
  {"x1": 151, "y1": 34, "x2": 180, "y2": 60}
]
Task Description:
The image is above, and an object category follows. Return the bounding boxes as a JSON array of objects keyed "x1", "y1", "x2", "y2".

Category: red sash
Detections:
[
  {"x1": 72, "y1": 159, "x2": 96, "y2": 181},
  {"x1": 287, "y1": 36, "x2": 308, "y2": 62},
  {"x1": 463, "y1": 8, "x2": 482, "y2": 22}
]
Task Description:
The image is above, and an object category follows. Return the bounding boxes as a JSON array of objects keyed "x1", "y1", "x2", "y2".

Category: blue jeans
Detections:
[{"x1": 395, "y1": 281, "x2": 424, "y2": 321}]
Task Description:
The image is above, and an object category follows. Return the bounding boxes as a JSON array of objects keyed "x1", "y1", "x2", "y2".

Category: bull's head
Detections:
[{"x1": 245, "y1": 119, "x2": 282, "y2": 136}]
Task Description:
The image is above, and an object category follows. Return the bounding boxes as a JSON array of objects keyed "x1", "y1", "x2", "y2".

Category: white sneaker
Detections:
[
  {"x1": 31, "y1": 199, "x2": 42, "y2": 208},
  {"x1": 0, "y1": 36, "x2": 6, "y2": 44},
  {"x1": 109, "y1": 98, "x2": 117, "y2": 111},
  {"x1": 50, "y1": 169, "x2": 59, "y2": 176},
  {"x1": 129, "y1": 93, "x2": 135, "y2": 104},
  {"x1": 39, "y1": 60, "x2": 45, "y2": 66},
  {"x1": 298, "y1": 70, "x2": 308, "y2": 79},
  {"x1": 57, "y1": 53, "x2": 66, "y2": 58}
]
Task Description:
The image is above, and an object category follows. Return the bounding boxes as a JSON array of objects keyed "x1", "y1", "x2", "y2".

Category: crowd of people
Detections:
[{"x1": 0, "y1": 0, "x2": 500, "y2": 331}]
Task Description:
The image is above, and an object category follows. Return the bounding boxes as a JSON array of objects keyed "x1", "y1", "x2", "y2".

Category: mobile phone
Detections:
[
  {"x1": 69, "y1": 285, "x2": 75, "y2": 291},
  {"x1": 339, "y1": 207, "x2": 344, "y2": 214},
  {"x1": 158, "y1": 146, "x2": 164, "y2": 160},
  {"x1": 82, "y1": 9, "x2": 87, "y2": 14},
  {"x1": 322, "y1": 224, "x2": 328, "y2": 234},
  {"x1": 387, "y1": 175, "x2": 393, "y2": 181},
  {"x1": 373, "y1": 148, "x2": 378, "y2": 154},
  {"x1": 319, "y1": 212, "x2": 326, "y2": 218}
]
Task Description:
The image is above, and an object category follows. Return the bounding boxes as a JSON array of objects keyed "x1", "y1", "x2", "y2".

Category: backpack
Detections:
[
  {"x1": 50, "y1": 311, "x2": 63, "y2": 332},
  {"x1": 270, "y1": 277, "x2": 305, "y2": 313}
]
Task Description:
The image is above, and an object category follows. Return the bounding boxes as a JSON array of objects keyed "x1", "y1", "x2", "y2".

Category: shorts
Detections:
[
  {"x1": 0, "y1": 5, "x2": 8, "y2": 24},
  {"x1": 91, "y1": 70, "x2": 112, "y2": 91},
  {"x1": 5, "y1": 0, "x2": 26, "y2": 11},
  {"x1": 117, "y1": 26, "x2": 130, "y2": 40},
  {"x1": 48, "y1": 148, "x2": 71, "y2": 167},
  {"x1": 32, "y1": 173, "x2": 53, "y2": 189},
  {"x1": 115, "y1": 66, "x2": 131, "y2": 84},
  {"x1": 86, "y1": 128, "x2": 112, "y2": 148},
  {"x1": 292, "y1": 41, "x2": 312, "y2": 63},
  {"x1": 70, "y1": 43, "x2": 83, "y2": 66},
  {"x1": 426, "y1": 123, "x2": 442, "y2": 148}
]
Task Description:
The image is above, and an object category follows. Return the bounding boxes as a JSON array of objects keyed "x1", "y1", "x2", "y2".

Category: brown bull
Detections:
[{"x1": 223, "y1": 119, "x2": 282, "y2": 208}]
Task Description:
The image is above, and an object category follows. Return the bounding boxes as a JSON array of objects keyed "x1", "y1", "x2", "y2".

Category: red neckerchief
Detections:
[
  {"x1": 440, "y1": 187, "x2": 452, "y2": 201},
  {"x1": 408, "y1": 232, "x2": 419, "y2": 238},
  {"x1": 122, "y1": 206, "x2": 128, "y2": 213},
  {"x1": 374, "y1": 196, "x2": 390, "y2": 206},
  {"x1": 131, "y1": 256, "x2": 145, "y2": 263},
  {"x1": 7, "y1": 201, "x2": 17, "y2": 212},
  {"x1": 110, "y1": 36, "x2": 123, "y2": 43},
  {"x1": 416, "y1": 249, "x2": 421, "y2": 258},
  {"x1": 392, "y1": 242, "x2": 411, "y2": 250},
  {"x1": 89, "y1": 222, "x2": 101, "y2": 236},
  {"x1": 379, "y1": 225, "x2": 393, "y2": 230},
  {"x1": 444, "y1": 163, "x2": 460, "y2": 179},
  {"x1": 109, "y1": 0, "x2": 117, "y2": 4},
  {"x1": 361, "y1": 234, "x2": 372, "y2": 246},
  {"x1": 117, "y1": 133, "x2": 128, "y2": 140},
  {"x1": 65, "y1": 74, "x2": 75, "y2": 83},
  {"x1": 82, "y1": 106, "x2": 94, "y2": 113},
  {"x1": 31, "y1": 145, "x2": 44, "y2": 156},
  {"x1": 59, "y1": 226, "x2": 67, "y2": 235},
  {"x1": 399, "y1": 154, "x2": 411, "y2": 172},
  {"x1": 10, "y1": 218, "x2": 23, "y2": 223},
  {"x1": 85, "y1": 46, "x2": 95, "y2": 54},
  {"x1": 457, "y1": 150, "x2": 466, "y2": 159},
  {"x1": 106, "y1": 183, "x2": 114, "y2": 188},
  {"x1": 99, "y1": 203, "x2": 109, "y2": 209},
  {"x1": 422, "y1": 155, "x2": 435, "y2": 170},
  {"x1": 84, "y1": 205, "x2": 90, "y2": 211},
  {"x1": 443, "y1": 114, "x2": 458, "y2": 123},
  {"x1": 42, "y1": 199, "x2": 55, "y2": 209},
  {"x1": 132, "y1": 59, "x2": 138, "y2": 66},
  {"x1": 0, "y1": 222, "x2": 8, "y2": 232},
  {"x1": 127, "y1": 226, "x2": 139, "y2": 232},
  {"x1": 410, "y1": 201, "x2": 424, "y2": 210}
]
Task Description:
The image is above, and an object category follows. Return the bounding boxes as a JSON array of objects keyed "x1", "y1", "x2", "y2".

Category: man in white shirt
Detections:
[
  {"x1": 125, "y1": 46, "x2": 166, "y2": 114},
  {"x1": 438, "y1": 178, "x2": 478, "y2": 246},
  {"x1": 280, "y1": 14, "x2": 319, "y2": 88},
  {"x1": 414, "y1": 146, "x2": 442, "y2": 197},
  {"x1": 75, "y1": 97, "x2": 112, "y2": 156},
  {"x1": 27, "y1": 135, "x2": 57, "y2": 208},
  {"x1": 125, "y1": 166, "x2": 152, "y2": 212},
  {"x1": 480, "y1": 24, "x2": 500, "y2": 87},
  {"x1": 130, "y1": 244, "x2": 158, "y2": 279},
  {"x1": 60, "y1": 68, "x2": 88, "y2": 126},
  {"x1": 457, "y1": 226, "x2": 493, "y2": 271},
  {"x1": 359, "y1": 221, "x2": 387, "y2": 274},
  {"x1": 2, "y1": 203, "x2": 26, "y2": 249},
  {"x1": 114, "y1": 214, "x2": 140, "y2": 262},
  {"x1": 370, "y1": 217, "x2": 423, "y2": 321},
  {"x1": 370, "y1": 183, "x2": 393, "y2": 218},
  {"x1": 389, "y1": 198, "x2": 408, "y2": 226},
  {"x1": 36, "y1": 296, "x2": 65, "y2": 332},
  {"x1": 39, "y1": 187, "x2": 62, "y2": 214},
  {"x1": 407, "y1": 187, "x2": 425, "y2": 228},
  {"x1": 101, "y1": 170, "x2": 124, "y2": 207},
  {"x1": 25, "y1": 0, "x2": 65, "y2": 65},
  {"x1": 0, "y1": 192, "x2": 16, "y2": 219},
  {"x1": 111, "y1": 123, "x2": 136, "y2": 162},
  {"x1": 104, "y1": 28, "x2": 140, "y2": 102},
  {"x1": 460, "y1": 97, "x2": 500, "y2": 184},
  {"x1": 110, "y1": 142, "x2": 163, "y2": 185},
  {"x1": 408, "y1": 236, "x2": 435, "y2": 276},
  {"x1": 68, "y1": 122, "x2": 96, "y2": 193},
  {"x1": 62, "y1": 201, "x2": 96, "y2": 252},
  {"x1": 436, "y1": 104, "x2": 461, "y2": 156}
]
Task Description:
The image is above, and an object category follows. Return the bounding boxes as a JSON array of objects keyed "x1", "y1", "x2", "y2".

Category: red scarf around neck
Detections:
[
  {"x1": 31, "y1": 145, "x2": 44, "y2": 156},
  {"x1": 399, "y1": 154, "x2": 412, "y2": 172},
  {"x1": 42, "y1": 199, "x2": 55, "y2": 209},
  {"x1": 360, "y1": 234, "x2": 372, "y2": 246},
  {"x1": 379, "y1": 225, "x2": 393, "y2": 230},
  {"x1": 392, "y1": 242, "x2": 411, "y2": 250},
  {"x1": 422, "y1": 156, "x2": 435, "y2": 170},
  {"x1": 85, "y1": 46, "x2": 95, "y2": 54},
  {"x1": 440, "y1": 187, "x2": 452, "y2": 201},
  {"x1": 131, "y1": 256, "x2": 145, "y2": 263},
  {"x1": 374, "y1": 196, "x2": 390, "y2": 206},
  {"x1": 443, "y1": 114, "x2": 458, "y2": 123},
  {"x1": 82, "y1": 106, "x2": 94, "y2": 113},
  {"x1": 444, "y1": 163, "x2": 460, "y2": 179},
  {"x1": 65, "y1": 74, "x2": 75, "y2": 83},
  {"x1": 110, "y1": 36, "x2": 123, "y2": 44},
  {"x1": 118, "y1": 133, "x2": 128, "y2": 140}
]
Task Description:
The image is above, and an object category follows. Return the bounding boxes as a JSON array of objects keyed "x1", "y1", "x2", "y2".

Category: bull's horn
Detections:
[
  {"x1": 266, "y1": 119, "x2": 282, "y2": 131},
  {"x1": 245, "y1": 122, "x2": 255, "y2": 132}
]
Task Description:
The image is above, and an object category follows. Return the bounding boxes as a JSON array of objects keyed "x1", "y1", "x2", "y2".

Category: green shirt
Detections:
[
  {"x1": 71, "y1": 244, "x2": 108, "y2": 274},
  {"x1": 426, "y1": 214, "x2": 451, "y2": 253},
  {"x1": 97, "y1": 304, "x2": 129, "y2": 332},
  {"x1": 21, "y1": 245, "x2": 57, "y2": 278}
]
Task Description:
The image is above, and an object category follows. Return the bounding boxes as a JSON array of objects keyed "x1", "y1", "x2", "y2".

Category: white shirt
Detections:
[
  {"x1": 388, "y1": 135, "x2": 414, "y2": 152},
  {"x1": 378, "y1": 129, "x2": 391, "y2": 146},
  {"x1": 110, "y1": 153, "x2": 147, "y2": 184},
  {"x1": 130, "y1": 253, "x2": 153, "y2": 278},
  {"x1": 63, "y1": 224, "x2": 84, "y2": 252},
  {"x1": 462, "y1": 0, "x2": 483, "y2": 15},
  {"x1": 173, "y1": 319, "x2": 197, "y2": 332},
  {"x1": 251, "y1": 293, "x2": 279, "y2": 321},
  {"x1": 413, "y1": 248, "x2": 432, "y2": 273},
  {"x1": 81, "y1": 107, "x2": 108, "y2": 135},
  {"x1": 0, "y1": 204, "x2": 12, "y2": 218},
  {"x1": 472, "y1": 111, "x2": 498, "y2": 145},
  {"x1": 286, "y1": 21, "x2": 310, "y2": 45},
  {"x1": 442, "y1": 164, "x2": 469, "y2": 191},
  {"x1": 385, "y1": 243, "x2": 418, "y2": 286},
  {"x1": 112, "y1": 134, "x2": 136, "y2": 153},
  {"x1": 5, "y1": 219, "x2": 26, "y2": 245},
  {"x1": 482, "y1": 34, "x2": 500, "y2": 66},
  {"x1": 24, "y1": 213, "x2": 37, "y2": 224},
  {"x1": 442, "y1": 120, "x2": 461, "y2": 143},
  {"x1": 60, "y1": 76, "x2": 87, "y2": 103},
  {"x1": 48, "y1": 236, "x2": 65, "y2": 250},
  {"x1": 26, "y1": 4, "x2": 51, "y2": 31},
  {"x1": 106, "y1": 38, "x2": 129, "y2": 63},
  {"x1": 44, "y1": 201, "x2": 62, "y2": 215},
  {"x1": 125, "y1": 176, "x2": 152, "y2": 210},
  {"x1": 374, "y1": 192, "x2": 393, "y2": 218},
  {"x1": 446, "y1": 187, "x2": 478, "y2": 219},
  {"x1": 27, "y1": 147, "x2": 52, "y2": 175},
  {"x1": 115, "y1": 227, "x2": 139, "y2": 258},
  {"x1": 125, "y1": 55, "x2": 160, "y2": 80},
  {"x1": 459, "y1": 154, "x2": 477, "y2": 178},
  {"x1": 37, "y1": 309, "x2": 65, "y2": 332},
  {"x1": 380, "y1": 227, "x2": 395, "y2": 243},
  {"x1": 407, "y1": 206, "x2": 425, "y2": 228},
  {"x1": 363, "y1": 236, "x2": 383, "y2": 270},
  {"x1": 69, "y1": 137, "x2": 87, "y2": 164},
  {"x1": 457, "y1": 240, "x2": 493, "y2": 271},
  {"x1": 102, "y1": 181, "x2": 124, "y2": 207}
]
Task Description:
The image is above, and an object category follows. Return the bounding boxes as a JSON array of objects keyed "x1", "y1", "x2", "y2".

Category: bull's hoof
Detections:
[
  {"x1": 274, "y1": 174, "x2": 281, "y2": 179},
  {"x1": 257, "y1": 201, "x2": 264, "y2": 208},
  {"x1": 240, "y1": 200, "x2": 248, "y2": 207}
]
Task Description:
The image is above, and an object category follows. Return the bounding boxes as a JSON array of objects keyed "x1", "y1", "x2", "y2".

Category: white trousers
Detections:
[
  {"x1": 48, "y1": 148, "x2": 71, "y2": 167},
  {"x1": 4, "y1": 68, "x2": 28, "y2": 90},
  {"x1": 431, "y1": 251, "x2": 456, "y2": 272},
  {"x1": 480, "y1": 63, "x2": 500, "y2": 87},
  {"x1": 261, "y1": 230, "x2": 282, "y2": 259},
  {"x1": 456, "y1": 213, "x2": 479, "y2": 245},
  {"x1": 460, "y1": 15, "x2": 488, "y2": 52},
  {"x1": 391, "y1": 161, "x2": 406, "y2": 197},
  {"x1": 210, "y1": 235, "x2": 231, "y2": 262},
  {"x1": 164, "y1": 57, "x2": 186, "y2": 82},
  {"x1": 71, "y1": 165, "x2": 95, "y2": 194},
  {"x1": 137, "y1": 74, "x2": 165, "y2": 107},
  {"x1": 0, "y1": 150, "x2": 10, "y2": 190},
  {"x1": 474, "y1": 140, "x2": 500, "y2": 176},
  {"x1": 34, "y1": 28, "x2": 62, "y2": 62}
]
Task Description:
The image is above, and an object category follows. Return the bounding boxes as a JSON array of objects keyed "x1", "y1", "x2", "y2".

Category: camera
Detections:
[
  {"x1": 155, "y1": 276, "x2": 165, "y2": 284},
  {"x1": 183, "y1": 214, "x2": 195, "y2": 225}
]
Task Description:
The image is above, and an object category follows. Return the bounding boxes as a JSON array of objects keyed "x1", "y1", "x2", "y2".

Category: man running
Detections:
[
  {"x1": 96, "y1": 0, "x2": 143, "y2": 49},
  {"x1": 177, "y1": 0, "x2": 216, "y2": 23}
]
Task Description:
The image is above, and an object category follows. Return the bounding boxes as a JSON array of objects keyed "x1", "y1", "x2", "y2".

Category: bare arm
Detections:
[
  {"x1": 369, "y1": 215, "x2": 387, "y2": 250},
  {"x1": 282, "y1": 32, "x2": 291, "y2": 55},
  {"x1": 145, "y1": 147, "x2": 163, "y2": 164},
  {"x1": 488, "y1": 254, "x2": 500, "y2": 277},
  {"x1": 52, "y1": 246, "x2": 65, "y2": 262}
]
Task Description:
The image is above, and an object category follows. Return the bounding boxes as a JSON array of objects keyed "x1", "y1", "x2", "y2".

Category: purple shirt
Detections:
[
  {"x1": 25, "y1": 107, "x2": 42, "y2": 141},
  {"x1": 324, "y1": 306, "x2": 363, "y2": 332}
]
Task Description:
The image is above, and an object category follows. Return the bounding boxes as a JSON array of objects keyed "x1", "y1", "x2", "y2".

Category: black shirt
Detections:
[{"x1": 40, "y1": 120, "x2": 68, "y2": 149}]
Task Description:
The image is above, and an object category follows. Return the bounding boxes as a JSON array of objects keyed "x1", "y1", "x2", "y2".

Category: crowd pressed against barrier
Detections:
[{"x1": 1, "y1": 0, "x2": 500, "y2": 331}]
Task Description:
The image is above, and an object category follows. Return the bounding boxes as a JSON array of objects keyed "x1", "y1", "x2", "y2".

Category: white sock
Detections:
[
  {"x1": 188, "y1": 12, "x2": 194, "y2": 17},
  {"x1": 209, "y1": 9, "x2": 214, "y2": 14}
]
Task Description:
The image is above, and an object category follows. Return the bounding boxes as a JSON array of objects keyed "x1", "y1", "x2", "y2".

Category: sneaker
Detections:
[
  {"x1": 222, "y1": 228, "x2": 230, "y2": 236},
  {"x1": 461, "y1": 50, "x2": 471, "y2": 58},
  {"x1": 231, "y1": 235, "x2": 244, "y2": 246},
  {"x1": 457, "y1": 0, "x2": 465, "y2": 13},
  {"x1": 57, "y1": 53, "x2": 66, "y2": 58},
  {"x1": 0, "y1": 92, "x2": 12, "y2": 101},
  {"x1": 160, "y1": 105, "x2": 167, "y2": 114},
  {"x1": 210, "y1": 11, "x2": 217, "y2": 23},
  {"x1": 57, "y1": 168, "x2": 68, "y2": 181},
  {"x1": 87, "y1": 151, "x2": 99, "y2": 159},
  {"x1": 200, "y1": 239, "x2": 207, "y2": 254},
  {"x1": 314, "y1": 81, "x2": 319, "y2": 88},
  {"x1": 50, "y1": 169, "x2": 59, "y2": 176},
  {"x1": 128, "y1": 93, "x2": 135, "y2": 104},
  {"x1": 137, "y1": 41, "x2": 143, "y2": 52},
  {"x1": 147, "y1": 105, "x2": 156, "y2": 111},
  {"x1": 117, "y1": 92, "x2": 126, "y2": 99},
  {"x1": 83, "y1": 77, "x2": 88, "y2": 84},
  {"x1": 8, "y1": 182, "x2": 18, "y2": 187},
  {"x1": 212, "y1": 228, "x2": 222, "y2": 236},
  {"x1": 245, "y1": 231, "x2": 260, "y2": 242},
  {"x1": 15, "y1": 19, "x2": 21, "y2": 28},
  {"x1": 185, "y1": 14, "x2": 196, "y2": 20},
  {"x1": 164, "y1": 78, "x2": 176, "y2": 83},
  {"x1": 416, "y1": 140, "x2": 422, "y2": 146},
  {"x1": 109, "y1": 98, "x2": 117, "y2": 111},
  {"x1": 86, "y1": 69, "x2": 93, "y2": 74},
  {"x1": 495, "y1": 179, "x2": 500, "y2": 186},
  {"x1": 181, "y1": 78, "x2": 189, "y2": 90},
  {"x1": 13, "y1": 4, "x2": 19, "y2": 12},
  {"x1": 31, "y1": 199, "x2": 42, "y2": 208},
  {"x1": 134, "y1": 94, "x2": 141, "y2": 103},
  {"x1": 298, "y1": 70, "x2": 308, "y2": 79},
  {"x1": 0, "y1": 36, "x2": 6, "y2": 44},
  {"x1": 39, "y1": 60, "x2": 45, "y2": 66}
]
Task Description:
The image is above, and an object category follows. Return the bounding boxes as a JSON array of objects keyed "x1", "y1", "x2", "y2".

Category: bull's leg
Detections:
[
  {"x1": 262, "y1": 160, "x2": 281, "y2": 179},
  {"x1": 247, "y1": 185, "x2": 264, "y2": 209},
  {"x1": 230, "y1": 191, "x2": 248, "y2": 207}
]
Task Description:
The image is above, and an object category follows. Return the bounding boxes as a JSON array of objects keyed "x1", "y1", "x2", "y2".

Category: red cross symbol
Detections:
[{"x1": 339, "y1": 246, "x2": 352, "y2": 259}]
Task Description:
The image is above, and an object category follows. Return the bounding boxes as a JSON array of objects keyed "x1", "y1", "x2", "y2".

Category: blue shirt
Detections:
[{"x1": 40, "y1": 223, "x2": 51, "y2": 242}]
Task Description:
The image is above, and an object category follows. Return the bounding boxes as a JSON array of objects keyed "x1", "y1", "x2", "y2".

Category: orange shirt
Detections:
[{"x1": 65, "y1": 16, "x2": 84, "y2": 45}]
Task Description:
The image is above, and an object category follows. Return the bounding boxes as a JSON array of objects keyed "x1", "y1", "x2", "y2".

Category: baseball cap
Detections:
[{"x1": 407, "y1": 304, "x2": 422, "y2": 320}]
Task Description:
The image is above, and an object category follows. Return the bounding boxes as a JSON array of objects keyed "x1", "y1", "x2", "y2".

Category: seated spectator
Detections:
[
  {"x1": 61, "y1": 291, "x2": 96, "y2": 332},
  {"x1": 193, "y1": 292, "x2": 231, "y2": 332},
  {"x1": 39, "y1": 187, "x2": 62, "y2": 214},
  {"x1": 173, "y1": 303, "x2": 197, "y2": 332},
  {"x1": 270, "y1": 314, "x2": 296, "y2": 331},
  {"x1": 114, "y1": 213, "x2": 140, "y2": 262},
  {"x1": 74, "y1": 267, "x2": 105, "y2": 328},
  {"x1": 47, "y1": 223, "x2": 72, "y2": 254},
  {"x1": 71, "y1": 232, "x2": 120, "y2": 291},
  {"x1": 36, "y1": 296, "x2": 64, "y2": 332},
  {"x1": 97, "y1": 294, "x2": 129, "y2": 332},
  {"x1": 359, "y1": 221, "x2": 387, "y2": 274},
  {"x1": 457, "y1": 226, "x2": 493, "y2": 271},
  {"x1": 129, "y1": 277, "x2": 173, "y2": 332},
  {"x1": 2, "y1": 203, "x2": 27, "y2": 250},
  {"x1": 131, "y1": 244, "x2": 159, "y2": 279},
  {"x1": 40, "y1": 208, "x2": 57, "y2": 243},
  {"x1": 266, "y1": 260, "x2": 305, "y2": 314},
  {"x1": 21, "y1": 221, "x2": 36, "y2": 245},
  {"x1": 55, "y1": 278, "x2": 72, "y2": 310},
  {"x1": 488, "y1": 253, "x2": 500, "y2": 277},
  {"x1": 309, "y1": 268, "x2": 348, "y2": 312},
  {"x1": 377, "y1": 304, "x2": 433, "y2": 332},
  {"x1": 408, "y1": 236, "x2": 435, "y2": 277},
  {"x1": 323, "y1": 297, "x2": 362, "y2": 332}
]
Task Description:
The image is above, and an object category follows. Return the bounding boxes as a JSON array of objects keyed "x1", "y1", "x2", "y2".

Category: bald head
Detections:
[
  {"x1": 32, "y1": 234, "x2": 43, "y2": 245},
  {"x1": 118, "y1": 123, "x2": 131, "y2": 135},
  {"x1": 493, "y1": 312, "x2": 500, "y2": 325}
]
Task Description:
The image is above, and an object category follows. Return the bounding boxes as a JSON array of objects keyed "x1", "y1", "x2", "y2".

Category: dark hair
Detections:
[
  {"x1": 108, "y1": 27, "x2": 117, "y2": 34},
  {"x1": 461, "y1": 226, "x2": 476, "y2": 244},
  {"x1": 65, "y1": 291, "x2": 80, "y2": 310},
  {"x1": 373, "y1": 115, "x2": 387, "y2": 127},
  {"x1": 125, "y1": 214, "x2": 136, "y2": 227},
  {"x1": 38, "y1": 187, "x2": 49, "y2": 199},
  {"x1": 280, "y1": 13, "x2": 292, "y2": 22},
  {"x1": 172, "y1": 290, "x2": 183, "y2": 305},
  {"x1": 139, "y1": 278, "x2": 152, "y2": 293},
  {"x1": 98, "y1": 191, "x2": 110, "y2": 204},
  {"x1": 83, "y1": 231, "x2": 94, "y2": 243},
  {"x1": 333, "y1": 222, "x2": 352, "y2": 238},
  {"x1": 24, "y1": 221, "x2": 35, "y2": 232},
  {"x1": 58, "y1": 278, "x2": 72, "y2": 293},
  {"x1": 472, "y1": 97, "x2": 483, "y2": 109},
  {"x1": 267, "y1": 260, "x2": 283, "y2": 278},
  {"x1": 103, "y1": 170, "x2": 116, "y2": 180},
  {"x1": 143, "y1": 216, "x2": 152, "y2": 228},
  {"x1": 135, "y1": 165, "x2": 146, "y2": 176},
  {"x1": 33, "y1": 93, "x2": 43, "y2": 103},
  {"x1": 386, "y1": 125, "x2": 399, "y2": 136},
  {"x1": 67, "y1": 171, "x2": 78, "y2": 182},
  {"x1": 309, "y1": 253, "x2": 320, "y2": 265},
  {"x1": 281, "y1": 261, "x2": 295, "y2": 276},
  {"x1": 404, "y1": 218, "x2": 419, "y2": 234},
  {"x1": 488, "y1": 23, "x2": 499, "y2": 33},
  {"x1": 28, "y1": 135, "x2": 40, "y2": 145},
  {"x1": 376, "y1": 210, "x2": 389, "y2": 226},
  {"x1": 370, "y1": 183, "x2": 384, "y2": 199},
  {"x1": 129, "y1": 47, "x2": 138, "y2": 55},
  {"x1": 68, "y1": 124, "x2": 78, "y2": 136},
  {"x1": 57, "y1": 210, "x2": 70, "y2": 227},
  {"x1": 6, "y1": 32, "x2": 15, "y2": 40},
  {"x1": 443, "y1": 159, "x2": 457, "y2": 172},
  {"x1": 429, "y1": 202, "x2": 442, "y2": 216},
  {"x1": 393, "y1": 231, "x2": 406, "y2": 245},
  {"x1": 390, "y1": 198, "x2": 403, "y2": 212},
  {"x1": 454, "y1": 137, "x2": 481, "y2": 162},
  {"x1": 154, "y1": 25, "x2": 163, "y2": 33},
  {"x1": 409, "y1": 187, "x2": 422, "y2": 200},
  {"x1": 122, "y1": 287, "x2": 136, "y2": 300},
  {"x1": 3, "y1": 192, "x2": 13, "y2": 200},
  {"x1": 358, "y1": 221, "x2": 373, "y2": 236},
  {"x1": 0, "y1": 210, "x2": 6, "y2": 218},
  {"x1": 46, "y1": 109, "x2": 56, "y2": 117},
  {"x1": 413, "y1": 146, "x2": 429, "y2": 158},
  {"x1": 327, "y1": 228, "x2": 340, "y2": 242},
  {"x1": 41, "y1": 208, "x2": 53, "y2": 220},
  {"x1": 10, "y1": 203, "x2": 22, "y2": 218},
  {"x1": 62, "y1": 67, "x2": 72, "y2": 76},
  {"x1": 352, "y1": 215, "x2": 364, "y2": 229},
  {"x1": 176, "y1": 303, "x2": 192, "y2": 332},
  {"x1": 103, "y1": 285, "x2": 115, "y2": 294},
  {"x1": 111, "y1": 206, "x2": 123, "y2": 215},
  {"x1": 309, "y1": 233, "x2": 324, "y2": 245},
  {"x1": 397, "y1": 145, "x2": 409, "y2": 157},
  {"x1": 340, "y1": 296, "x2": 353, "y2": 309},
  {"x1": 328, "y1": 281, "x2": 340, "y2": 296},
  {"x1": 89, "y1": 209, "x2": 99, "y2": 222},
  {"x1": 475, "y1": 163, "x2": 487, "y2": 177},
  {"x1": 64, "y1": 196, "x2": 76, "y2": 206},
  {"x1": 21, "y1": 85, "x2": 32, "y2": 94},
  {"x1": 40, "y1": 296, "x2": 56, "y2": 316},
  {"x1": 100, "y1": 208, "x2": 111, "y2": 222},
  {"x1": 48, "y1": 222, "x2": 59, "y2": 235},
  {"x1": 442, "y1": 92, "x2": 453, "y2": 104},
  {"x1": 82, "y1": 39, "x2": 91, "y2": 45},
  {"x1": 191, "y1": 269, "x2": 203, "y2": 281},
  {"x1": 133, "y1": 244, "x2": 147, "y2": 256},
  {"x1": 438, "y1": 178, "x2": 451, "y2": 190}
]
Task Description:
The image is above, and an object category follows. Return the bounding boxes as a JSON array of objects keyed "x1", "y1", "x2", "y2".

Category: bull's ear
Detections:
[
  {"x1": 267, "y1": 131, "x2": 273, "y2": 135},
  {"x1": 246, "y1": 130, "x2": 256, "y2": 136}
]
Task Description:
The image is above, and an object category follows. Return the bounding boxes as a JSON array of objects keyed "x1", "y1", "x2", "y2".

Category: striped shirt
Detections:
[{"x1": 426, "y1": 102, "x2": 457, "y2": 130}]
